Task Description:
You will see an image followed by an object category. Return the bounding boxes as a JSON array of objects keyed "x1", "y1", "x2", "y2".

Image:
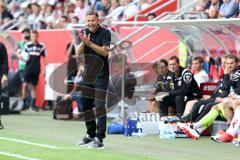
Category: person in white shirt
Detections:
[
  {"x1": 122, "y1": 0, "x2": 139, "y2": 19},
  {"x1": 27, "y1": 3, "x2": 44, "y2": 29},
  {"x1": 192, "y1": 56, "x2": 209, "y2": 87},
  {"x1": 182, "y1": 56, "x2": 209, "y2": 116},
  {"x1": 74, "y1": 0, "x2": 90, "y2": 24}
]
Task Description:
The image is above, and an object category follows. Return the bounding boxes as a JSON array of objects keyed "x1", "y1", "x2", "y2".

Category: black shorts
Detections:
[
  {"x1": 19, "y1": 70, "x2": 25, "y2": 82},
  {"x1": 24, "y1": 70, "x2": 40, "y2": 85}
]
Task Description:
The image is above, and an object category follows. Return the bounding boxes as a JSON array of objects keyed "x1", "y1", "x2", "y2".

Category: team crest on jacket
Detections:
[{"x1": 183, "y1": 72, "x2": 192, "y2": 84}]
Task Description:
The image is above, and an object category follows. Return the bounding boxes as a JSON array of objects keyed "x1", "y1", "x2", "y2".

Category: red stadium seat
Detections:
[{"x1": 200, "y1": 82, "x2": 218, "y2": 95}]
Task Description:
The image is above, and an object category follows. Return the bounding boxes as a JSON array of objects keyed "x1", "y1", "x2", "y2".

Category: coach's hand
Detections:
[{"x1": 80, "y1": 32, "x2": 92, "y2": 47}]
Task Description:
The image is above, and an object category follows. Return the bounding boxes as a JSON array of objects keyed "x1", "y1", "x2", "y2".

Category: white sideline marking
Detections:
[
  {"x1": 0, "y1": 137, "x2": 59, "y2": 149},
  {"x1": 0, "y1": 151, "x2": 42, "y2": 160},
  {"x1": 57, "y1": 147, "x2": 87, "y2": 150},
  {"x1": 0, "y1": 137, "x2": 86, "y2": 150}
]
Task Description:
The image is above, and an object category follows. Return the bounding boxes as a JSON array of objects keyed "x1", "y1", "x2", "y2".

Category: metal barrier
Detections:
[{"x1": 113, "y1": 19, "x2": 240, "y2": 59}]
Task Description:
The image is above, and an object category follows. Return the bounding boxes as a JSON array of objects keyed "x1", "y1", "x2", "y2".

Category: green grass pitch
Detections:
[{"x1": 0, "y1": 111, "x2": 239, "y2": 160}]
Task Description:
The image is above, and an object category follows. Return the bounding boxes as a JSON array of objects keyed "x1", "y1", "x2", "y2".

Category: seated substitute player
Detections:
[
  {"x1": 212, "y1": 99, "x2": 240, "y2": 142},
  {"x1": 179, "y1": 55, "x2": 239, "y2": 123},
  {"x1": 182, "y1": 56, "x2": 209, "y2": 116},
  {"x1": 178, "y1": 55, "x2": 240, "y2": 139}
]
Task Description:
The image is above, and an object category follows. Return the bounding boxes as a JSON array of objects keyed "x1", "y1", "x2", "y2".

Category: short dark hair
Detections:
[
  {"x1": 169, "y1": 56, "x2": 179, "y2": 64},
  {"x1": 61, "y1": 15, "x2": 68, "y2": 21},
  {"x1": 159, "y1": 59, "x2": 168, "y2": 66},
  {"x1": 222, "y1": 55, "x2": 227, "y2": 59},
  {"x1": 31, "y1": 30, "x2": 39, "y2": 35},
  {"x1": 72, "y1": 16, "x2": 79, "y2": 21},
  {"x1": 86, "y1": 10, "x2": 99, "y2": 18},
  {"x1": 193, "y1": 56, "x2": 204, "y2": 64},
  {"x1": 226, "y1": 54, "x2": 239, "y2": 63},
  {"x1": 31, "y1": 2, "x2": 40, "y2": 8},
  {"x1": 21, "y1": 28, "x2": 30, "y2": 33}
]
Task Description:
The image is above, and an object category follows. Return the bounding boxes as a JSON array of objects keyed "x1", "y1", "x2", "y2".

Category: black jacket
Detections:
[
  {"x1": 0, "y1": 42, "x2": 8, "y2": 77},
  {"x1": 169, "y1": 67, "x2": 202, "y2": 99},
  {"x1": 211, "y1": 67, "x2": 240, "y2": 98},
  {"x1": 155, "y1": 71, "x2": 175, "y2": 93}
]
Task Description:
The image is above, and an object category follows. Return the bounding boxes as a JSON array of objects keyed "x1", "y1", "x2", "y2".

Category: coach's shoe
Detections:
[
  {"x1": 177, "y1": 122, "x2": 200, "y2": 139},
  {"x1": 77, "y1": 135, "x2": 95, "y2": 147},
  {"x1": 88, "y1": 137, "x2": 104, "y2": 149}
]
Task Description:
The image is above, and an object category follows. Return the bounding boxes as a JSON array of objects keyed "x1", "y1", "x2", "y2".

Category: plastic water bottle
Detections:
[
  {"x1": 136, "y1": 120, "x2": 143, "y2": 137},
  {"x1": 132, "y1": 118, "x2": 144, "y2": 137}
]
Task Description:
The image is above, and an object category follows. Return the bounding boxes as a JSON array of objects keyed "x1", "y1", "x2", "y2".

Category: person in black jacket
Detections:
[
  {"x1": 0, "y1": 42, "x2": 8, "y2": 129},
  {"x1": 76, "y1": 11, "x2": 111, "y2": 149},
  {"x1": 154, "y1": 59, "x2": 175, "y2": 94},
  {"x1": 160, "y1": 56, "x2": 202, "y2": 117},
  {"x1": 146, "y1": 59, "x2": 175, "y2": 113},
  {"x1": 150, "y1": 59, "x2": 174, "y2": 114},
  {"x1": 181, "y1": 54, "x2": 240, "y2": 123}
]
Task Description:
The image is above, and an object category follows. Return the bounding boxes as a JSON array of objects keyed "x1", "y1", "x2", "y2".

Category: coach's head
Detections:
[{"x1": 86, "y1": 11, "x2": 100, "y2": 33}]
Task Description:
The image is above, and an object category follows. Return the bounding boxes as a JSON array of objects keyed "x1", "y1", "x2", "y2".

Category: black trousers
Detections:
[
  {"x1": 81, "y1": 77, "x2": 108, "y2": 142},
  {"x1": 160, "y1": 95, "x2": 187, "y2": 117},
  {"x1": 194, "y1": 101, "x2": 219, "y2": 122},
  {"x1": 181, "y1": 98, "x2": 218, "y2": 122},
  {"x1": 0, "y1": 83, "x2": 2, "y2": 115}
]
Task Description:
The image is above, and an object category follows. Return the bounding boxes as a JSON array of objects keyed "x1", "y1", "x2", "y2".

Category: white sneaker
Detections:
[
  {"x1": 87, "y1": 137, "x2": 104, "y2": 149},
  {"x1": 177, "y1": 122, "x2": 200, "y2": 139},
  {"x1": 76, "y1": 135, "x2": 94, "y2": 147}
]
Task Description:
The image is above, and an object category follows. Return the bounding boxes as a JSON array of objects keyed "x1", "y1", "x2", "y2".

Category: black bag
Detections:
[
  {"x1": 0, "y1": 95, "x2": 10, "y2": 115},
  {"x1": 53, "y1": 96, "x2": 72, "y2": 120}
]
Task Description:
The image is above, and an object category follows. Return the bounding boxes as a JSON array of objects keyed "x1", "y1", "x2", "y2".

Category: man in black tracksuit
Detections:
[
  {"x1": 181, "y1": 55, "x2": 240, "y2": 123},
  {"x1": 76, "y1": 11, "x2": 111, "y2": 149},
  {"x1": 0, "y1": 42, "x2": 8, "y2": 129},
  {"x1": 153, "y1": 59, "x2": 174, "y2": 115},
  {"x1": 160, "y1": 56, "x2": 202, "y2": 117}
]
